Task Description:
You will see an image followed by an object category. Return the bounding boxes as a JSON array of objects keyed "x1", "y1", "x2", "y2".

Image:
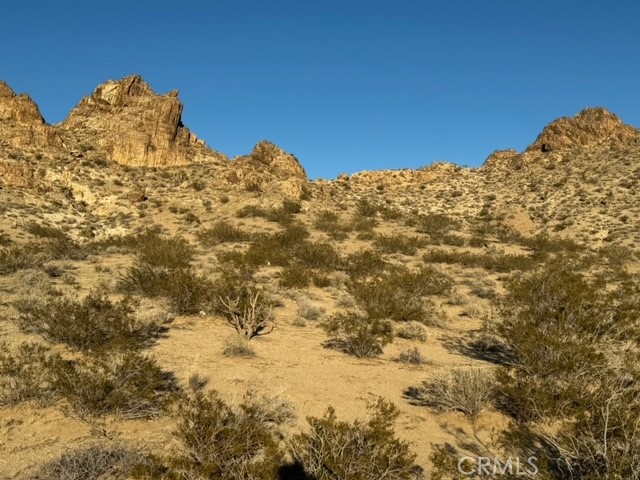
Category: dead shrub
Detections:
[{"x1": 407, "y1": 367, "x2": 494, "y2": 419}]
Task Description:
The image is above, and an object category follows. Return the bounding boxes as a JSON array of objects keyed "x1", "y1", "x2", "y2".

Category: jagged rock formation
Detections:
[
  {"x1": 0, "y1": 81, "x2": 62, "y2": 149},
  {"x1": 527, "y1": 107, "x2": 640, "y2": 153},
  {"x1": 230, "y1": 141, "x2": 309, "y2": 198},
  {"x1": 61, "y1": 75, "x2": 225, "y2": 167}
]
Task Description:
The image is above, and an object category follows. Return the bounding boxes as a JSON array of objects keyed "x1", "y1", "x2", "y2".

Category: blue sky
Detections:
[{"x1": 2, "y1": 1, "x2": 639, "y2": 179}]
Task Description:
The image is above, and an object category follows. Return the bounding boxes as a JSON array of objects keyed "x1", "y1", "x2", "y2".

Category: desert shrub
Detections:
[
  {"x1": 396, "y1": 321, "x2": 428, "y2": 341},
  {"x1": 291, "y1": 398, "x2": 422, "y2": 480},
  {"x1": 407, "y1": 367, "x2": 494, "y2": 419},
  {"x1": 297, "y1": 300, "x2": 326, "y2": 321},
  {"x1": 348, "y1": 266, "x2": 451, "y2": 323},
  {"x1": 414, "y1": 213, "x2": 460, "y2": 239},
  {"x1": 396, "y1": 347, "x2": 427, "y2": 365},
  {"x1": 374, "y1": 233, "x2": 425, "y2": 255},
  {"x1": 313, "y1": 209, "x2": 339, "y2": 230},
  {"x1": 281, "y1": 198, "x2": 302, "y2": 214},
  {"x1": 423, "y1": 249, "x2": 537, "y2": 272},
  {"x1": 25, "y1": 222, "x2": 68, "y2": 239},
  {"x1": 278, "y1": 263, "x2": 312, "y2": 288},
  {"x1": 134, "y1": 232, "x2": 194, "y2": 269},
  {"x1": 0, "y1": 245, "x2": 43, "y2": 274},
  {"x1": 119, "y1": 263, "x2": 214, "y2": 315},
  {"x1": 342, "y1": 249, "x2": 388, "y2": 278},
  {"x1": 197, "y1": 221, "x2": 250, "y2": 245},
  {"x1": 520, "y1": 232, "x2": 584, "y2": 255},
  {"x1": 222, "y1": 334, "x2": 256, "y2": 357},
  {"x1": 356, "y1": 198, "x2": 379, "y2": 217},
  {"x1": 0, "y1": 231, "x2": 13, "y2": 246},
  {"x1": 216, "y1": 282, "x2": 275, "y2": 339},
  {"x1": 42, "y1": 236, "x2": 88, "y2": 261},
  {"x1": 350, "y1": 216, "x2": 378, "y2": 232},
  {"x1": 236, "y1": 204, "x2": 268, "y2": 218},
  {"x1": 0, "y1": 341, "x2": 59, "y2": 406},
  {"x1": 294, "y1": 241, "x2": 340, "y2": 270},
  {"x1": 53, "y1": 350, "x2": 176, "y2": 418},
  {"x1": 14, "y1": 289, "x2": 165, "y2": 352},
  {"x1": 34, "y1": 443, "x2": 148, "y2": 480},
  {"x1": 494, "y1": 262, "x2": 618, "y2": 421},
  {"x1": 322, "y1": 312, "x2": 394, "y2": 358},
  {"x1": 138, "y1": 383, "x2": 291, "y2": 480}
]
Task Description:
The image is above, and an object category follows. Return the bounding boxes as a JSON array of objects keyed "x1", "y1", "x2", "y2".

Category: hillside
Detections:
[{"x1": 1, "y1": 76, "x2": 639, "y2": 479}]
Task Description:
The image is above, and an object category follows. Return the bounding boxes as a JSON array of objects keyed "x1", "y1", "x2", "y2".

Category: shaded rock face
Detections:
[
  {"x1": 528, "y1": 107, "x2": 640, "y2": 153},
  {"x1": 62, "y1": 75, "x2": 222, "y2": 167},
  {"x1": 231, "y1": 141, "x2": 309, "y2": 198}
]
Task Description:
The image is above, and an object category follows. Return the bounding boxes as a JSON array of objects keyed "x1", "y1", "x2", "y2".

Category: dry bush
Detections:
[
  {"x1": 135, "y1": 383, "x2": 292, "y2": 480},
  {"x1": 374, "y1": 233, "x2": 426, "y2": 256},
  {"x1": 197, "y1": 220, "x2": 250, "y2": 245},
  {"x1": 222, "y1": 334, "x2": 256, "y2": 357},
  {"x1": 14, "y1": 289, "x2": 166, "y2": 352},
  {"x1": 291, "y1": 398, "x2": 422, "y2": 480},
  {"x1": 396, "y1": 347, "x2": 427, "y2": 365},
  {"x1": 0, "y1": 341, "x2": 59, "y2": 406},
  {"x1": 0, "y1": 245, "x2": 43, "y2": 274},
  {"x1": 32, "y1": 443, "x2": 148, "y2": 480},
  {"x1": 54, "y1": 350, "x2": 177, "y2": 419},
  {"x1": 297, "y1": 300, "x2": 326, "y2": 321},
  {"x1": 218, "y1": 285, "x2": 274, "y2": 339},
  {"x1": 424, "y1": 249, "x2": 537, "y2": 272},
  {"x1": 408, "y1": 367, "x2": 495, "y2": 419},
  {"x1": 322, "y1": 312, "x2": 394, "y2": 358},
  {"x1": 396, "y1": 321, "x2": 428, "y2": 341},
  {"x1": 119, "y1": 263, "x2": 214, "y2": 315},
  {"x1": 348, "y1": 265, "x2": 451, "y2": 323},
  {"x1": 342, "y1": 249, "x2": 388, "y2": 278}
]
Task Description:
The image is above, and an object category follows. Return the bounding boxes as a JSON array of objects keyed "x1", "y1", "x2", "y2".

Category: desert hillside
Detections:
[{"x1": 1, "y1": 76, "x2": 638, "y2": 479}]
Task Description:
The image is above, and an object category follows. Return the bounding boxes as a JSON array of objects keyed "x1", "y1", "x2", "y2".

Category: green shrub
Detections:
[
  {"x1": 291, "y1": 398, "x2": 422, "y2": 480},
  {"x1": 197, "y1": 221, "x2": 250, "y2": 245},
  {"x1": 374, "y1": 233, "x2": 425, "y2": 255},
  {"x1": 278, "y1": 264, "x2": 312, "y2": 288},
  {"x1": 14, "y1": 290, "x2": 165, "y2": 352},
  {"x1": 138, "y1": 384, "x2": 292, "y2": 479},
  {"x1": 356, "y1": 198, "x2": 379, "y2": 218},
  {"x1": 423, "y1": 249, "x2": 537, "y2": 272},
  {"x1": 342, "y1": 249, "x2": 388, "y2": 278},
  {"x1": 348, "y1": 266, "x2": 451, "y2": 323},
  {"x1": 134, "y1": 232, "x2": 194, "y2": 269},
  {"x1": 322, "y1": 312, "x2": 394, "y2": 358},
  {"x1": 236, "y1": 204, "x2": 268, "y2": 218},
  {"x1": 119, "y1": 263, "x2": 214, "y2": 315},
  {"x1": 414, "y1": 213, "x2": 460, "y2": 239},
  {"x1": 53, "y1": 350, "x2": 176, "y2": 418}
]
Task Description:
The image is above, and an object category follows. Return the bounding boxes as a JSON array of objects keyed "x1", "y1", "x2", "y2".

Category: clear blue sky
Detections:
[{"x1": 2, "y1": 1, "x2": 639, "y2": 179}]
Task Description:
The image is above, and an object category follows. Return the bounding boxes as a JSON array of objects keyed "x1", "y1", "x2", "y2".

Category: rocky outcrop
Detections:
[
  {"x1": 230, "y1": 141, "x2": 309, "y2": 199},
  {"x1": 0, "y1": 81, "x2": 62, "y2": 148},
  {"x1": 527, "y1": 107, "x2": 640, "y2": 153},
  {"x1": 61, "y1": 75, "x2": 225, "y2": 167}
]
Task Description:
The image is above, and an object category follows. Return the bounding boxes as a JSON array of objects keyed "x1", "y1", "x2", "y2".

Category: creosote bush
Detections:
[
  {"x1": 322, "y1": 312, "x2": 394, "y2": 358},
  {"x1": 0, "y1": 341, "x2": 58, "y2": 406},
  {"x1": 197, "y1": 220, "x2": 250, "y2": 245},
  {"x1": 0, "y1": 245, "x2": 43, "y2": 274},
  {"x1": 14, "y1": 289, "x2": 166, "y2": 352},
  {"x1": 291, "y1": 398, "x2": 422, "y2": 480},
  {"x1": 348, "y1": 265, "x2": 451, "y2": 323},
  {"x1": 54, "y1": 350, "x2": 177, "y2": 419},
  {"x1": 134, "y1": 380, "x2": 293, "y2": 480}
]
